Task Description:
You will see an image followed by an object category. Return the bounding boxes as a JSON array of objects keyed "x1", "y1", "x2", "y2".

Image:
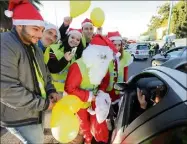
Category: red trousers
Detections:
[{"x1": 77, "y1": 102, "x2": 109, "y2": 143}]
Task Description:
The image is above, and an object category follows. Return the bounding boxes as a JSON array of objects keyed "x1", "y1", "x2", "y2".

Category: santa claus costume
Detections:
[
  {"x1": 107, "y1": 31, "x2": 133, "y2": 117},
  {"x1": 64, "y1": 34, "x2": 120, "y2": 144}
]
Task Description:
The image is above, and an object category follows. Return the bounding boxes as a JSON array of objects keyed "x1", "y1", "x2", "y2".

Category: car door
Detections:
[
  {"x1": 111, "y1": 67, "x2": 187, "y2": 144},
  {"x1": 122, "y1": 102, "x2": 187, "y2": 143}
]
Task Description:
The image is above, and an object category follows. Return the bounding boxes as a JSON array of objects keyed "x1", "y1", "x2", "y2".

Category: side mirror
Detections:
[{"x1": 114, "y1": 82, "x2": 128, "y2": 91}]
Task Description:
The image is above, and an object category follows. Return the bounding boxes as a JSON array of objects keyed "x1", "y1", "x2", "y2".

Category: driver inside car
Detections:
[{"x1": 130, "y1": 78, "x2": 166, "y2": 122}]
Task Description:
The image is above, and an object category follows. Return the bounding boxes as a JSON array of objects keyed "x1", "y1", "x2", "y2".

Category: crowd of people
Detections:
[{"x1": 0, "y1": 1, "x2": 135, "y2": 144}]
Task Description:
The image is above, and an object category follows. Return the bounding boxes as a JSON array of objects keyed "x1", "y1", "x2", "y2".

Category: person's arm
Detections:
[
  {"x1": 59, "y1": 17, "x2": 72, "y2": 41},
  {"x1": 64, "y1": 63, "x2": 94, "y2": 102},
  {"x1": 1, "y1": 41, "x2": 49, "y2": 111},
  {"x1": 59, "y1": 23, "x2": 69, "y2": 41},
  {"x1": 47, "y1": 52, "x2": 69, "y2": 73}
]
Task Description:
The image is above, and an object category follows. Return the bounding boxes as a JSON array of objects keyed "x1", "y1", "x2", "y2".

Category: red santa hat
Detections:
[
  {"x1": 4, "y1": 0, "x2": 45, "y2": 27},
  {"x1": 81, "y1": 18, "x2": 93, "y2": 28},
  {"x1": 90, "y1": 34, "x2": 121, "y2": 57},
  {"x1": 107, "y1": 31, "x2": 123, "y2": 41},
  {"x1": 67, "y1": 28, "x2": 82, "y2": 38},
  {"x1": 44, "y1": 22, "x2": 61, "y2": 41}
]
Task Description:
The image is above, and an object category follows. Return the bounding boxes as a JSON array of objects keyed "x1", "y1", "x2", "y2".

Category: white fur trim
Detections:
[
  {"x1": 87, "y1": 108, "x2": 96, "y2": 115},
  {"x1": 4, "y1": 10, "x2": 13, "y2": 18},
  {"x1": 68, "y1": 30, "x2": 82, "y2": 38},
  {"x1": 116, "y1": 52, "x2": 121, "y2": 57},
  {"x1": 13, "y1": 19, "x2": 45, "y2": 27},
  {"x1": 87, "y1": 91, "x2": 93, "y2": 102},
  {"x1": 109, "y1": 36, "x2": 122, "y2": 41},
  {"x1": 82, "y1": 22, "x2": 93, "y2": 27}
]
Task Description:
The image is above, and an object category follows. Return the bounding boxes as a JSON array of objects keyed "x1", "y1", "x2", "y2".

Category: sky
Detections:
[{"x1": 39, "y1": 1, "x2": 167, "y2": 39}]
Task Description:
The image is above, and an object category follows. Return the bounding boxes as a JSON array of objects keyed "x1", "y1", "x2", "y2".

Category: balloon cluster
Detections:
[
  {"x1": 70, "y1": 1, "x2": 105, "y2": 27},
  {"x1": 50, "y1": 95, "x2": 83, "y2": 143}
]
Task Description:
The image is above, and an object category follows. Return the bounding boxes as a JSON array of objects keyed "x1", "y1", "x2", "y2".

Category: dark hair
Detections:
[{"x1": 62, "y1": 35, "x2": 84, "y2": 59}]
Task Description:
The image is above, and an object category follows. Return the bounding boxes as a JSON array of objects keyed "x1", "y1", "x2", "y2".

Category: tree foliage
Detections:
[
  {"x1": 142, "y1": 1, "x2": 187, "y2": 39},
  {"x1": 0, "y1": 0, "x2": 42, "y2": 32}
]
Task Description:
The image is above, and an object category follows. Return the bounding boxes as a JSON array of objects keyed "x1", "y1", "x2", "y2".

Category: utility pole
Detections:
[{"x1": 166, "y1": 1, "x2": 173, "y2": 37}]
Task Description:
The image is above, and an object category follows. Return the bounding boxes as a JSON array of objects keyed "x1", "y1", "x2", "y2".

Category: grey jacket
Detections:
[{"x1": 0, "y1": 28, "x2": 56, "y2": 127}]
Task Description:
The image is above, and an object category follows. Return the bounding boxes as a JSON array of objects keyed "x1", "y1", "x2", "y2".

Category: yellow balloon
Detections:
[
  {"x1": 59, "y1": 95, "x2": 83, "y2": 113},
  {"x1": 51, "y1": 112, "x2": 80, "y2": 143},
  {"x1": 70, "y1": 1, "x2": 91, "y2": 18},
  {"x1": 90, "y1": 7, "x2": 105, "y2": 27}
]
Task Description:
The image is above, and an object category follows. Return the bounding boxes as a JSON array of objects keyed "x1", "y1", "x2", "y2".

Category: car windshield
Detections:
[
  {"x1": 137, "y1": 45, "x2": 149, "y2": 50},
  {"x1": 167, "y1": 50, "x2": 182, "y2": 58}
]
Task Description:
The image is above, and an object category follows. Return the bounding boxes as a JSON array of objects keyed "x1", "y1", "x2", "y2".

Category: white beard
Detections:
[{"x1": 82, "y1": 44, "x2": 114, "y2": 85}]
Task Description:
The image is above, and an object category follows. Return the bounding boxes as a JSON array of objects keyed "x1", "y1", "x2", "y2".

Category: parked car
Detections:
[
  {"x1": 151, "y1": 46, "x2": 187, "y2": 67},
  {"x1": 111, "y1": 66, "x2": 187, "y2": 144},
  {"x1": 161, "y1": 56, "x2": 187, "y2": 73},
  {"x1": 125, "y1": 43, "x2": 149, "y2": 60}
]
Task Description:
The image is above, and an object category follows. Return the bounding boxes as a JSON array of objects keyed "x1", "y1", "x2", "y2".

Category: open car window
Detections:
[{"x1": 120, "y1": 74, "x2": 168, "y2": 127}]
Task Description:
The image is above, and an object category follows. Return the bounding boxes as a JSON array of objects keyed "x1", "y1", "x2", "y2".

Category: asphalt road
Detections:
[{"x1": 128, "y1": 58, "x2": 152, "y2": 78}]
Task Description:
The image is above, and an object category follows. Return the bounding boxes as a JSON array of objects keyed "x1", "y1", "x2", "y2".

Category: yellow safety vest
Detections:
[
  {"x1": 81, "y1": 35, "x2": 87, "y2": 49},
  {"x1": 32, "y1": 48, "x2": 46, "y2": 99},
  {"x1": 44, "y1": 44, "x2": 76, "y2": 92},
  {"x1": 76, "y1": 58, "x2": 99, "y2": 109},
  {"x1": 107, "y1": 50, "x2": 133, "y2": 94}
]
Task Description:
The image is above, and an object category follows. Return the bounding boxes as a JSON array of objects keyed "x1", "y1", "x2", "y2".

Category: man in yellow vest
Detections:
[
  {"x1": 1, "y1": 0, "x2": 60, "y2": 143},
  {"x1": 38, "y1": 22, "x2": 61, "y2": 52},
  {"x1": 64, "y1": 34, "x2": 120, "y2": 144}
]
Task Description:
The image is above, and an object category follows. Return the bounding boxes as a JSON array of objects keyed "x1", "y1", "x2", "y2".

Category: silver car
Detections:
[{"x1": 125, "y1": 43, "x2": 149, "y2": 60}]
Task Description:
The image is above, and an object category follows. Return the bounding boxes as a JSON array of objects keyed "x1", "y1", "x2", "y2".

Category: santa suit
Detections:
[{"x1": 65, "y1": 59, "x2": 110, "y2": 143}]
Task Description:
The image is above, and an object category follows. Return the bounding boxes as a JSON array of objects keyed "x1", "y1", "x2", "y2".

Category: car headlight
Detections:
[{"x1": 152, "y1": 60, "x2": 161, "y2": 66}]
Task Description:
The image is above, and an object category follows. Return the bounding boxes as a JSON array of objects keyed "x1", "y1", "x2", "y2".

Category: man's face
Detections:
[
  {"x1": 82, "y1": 25, "x2": 94, "y2": 41},
  {"x1": 68, "y1": 33, "x2": 81, "y2": 47},
  {"x1": 41, "y1": 29, "x2": 57, "y2": 47},
  {"x1": 18, "y1": 25, "x2": 44, "y2": 44}
]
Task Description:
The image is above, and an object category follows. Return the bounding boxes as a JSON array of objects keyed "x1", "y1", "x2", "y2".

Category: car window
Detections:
[
  {"x1": 137, "y1": 45, "x2": 149, "y2": 50},
  {"x1": 141, "y1": 126, "x2": 187, "y2": 144},
  {"x1": 182, "y1": 50, "x2": 187, "y2": 57},
  {"x1": 176, "y1": 63, "x2": 187, "y2": 74},
  {"x1": 127, "y1": 77, "x2": 167, "y2": 124},
  {"x1": 167, "y1": 50, "x2": 182, "y2": 58}
]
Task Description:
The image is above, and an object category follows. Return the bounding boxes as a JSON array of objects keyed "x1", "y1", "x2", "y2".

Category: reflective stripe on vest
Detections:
[
  {"x1": 32, "y1": 48, "x2": 46, "y2": 99},
  {"x1": 76, "y1": 58, "x2": 98, "y2": 109},
  {"x1": 82, "y1": 36, "x2": 87, "y2": 49}
]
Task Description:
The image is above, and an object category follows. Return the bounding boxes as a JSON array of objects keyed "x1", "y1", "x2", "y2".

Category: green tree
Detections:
[
  {"x1": 0, "y1": 0, "x2": 42, "y2": 32},
  {"x1": 142, "y1": 1, "x2": 187, "y2": 39}
]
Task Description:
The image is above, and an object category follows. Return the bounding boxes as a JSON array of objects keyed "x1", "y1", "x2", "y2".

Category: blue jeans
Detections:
[{"x1": 6, "y1": 124, "x2": 44, "y2": 144}]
